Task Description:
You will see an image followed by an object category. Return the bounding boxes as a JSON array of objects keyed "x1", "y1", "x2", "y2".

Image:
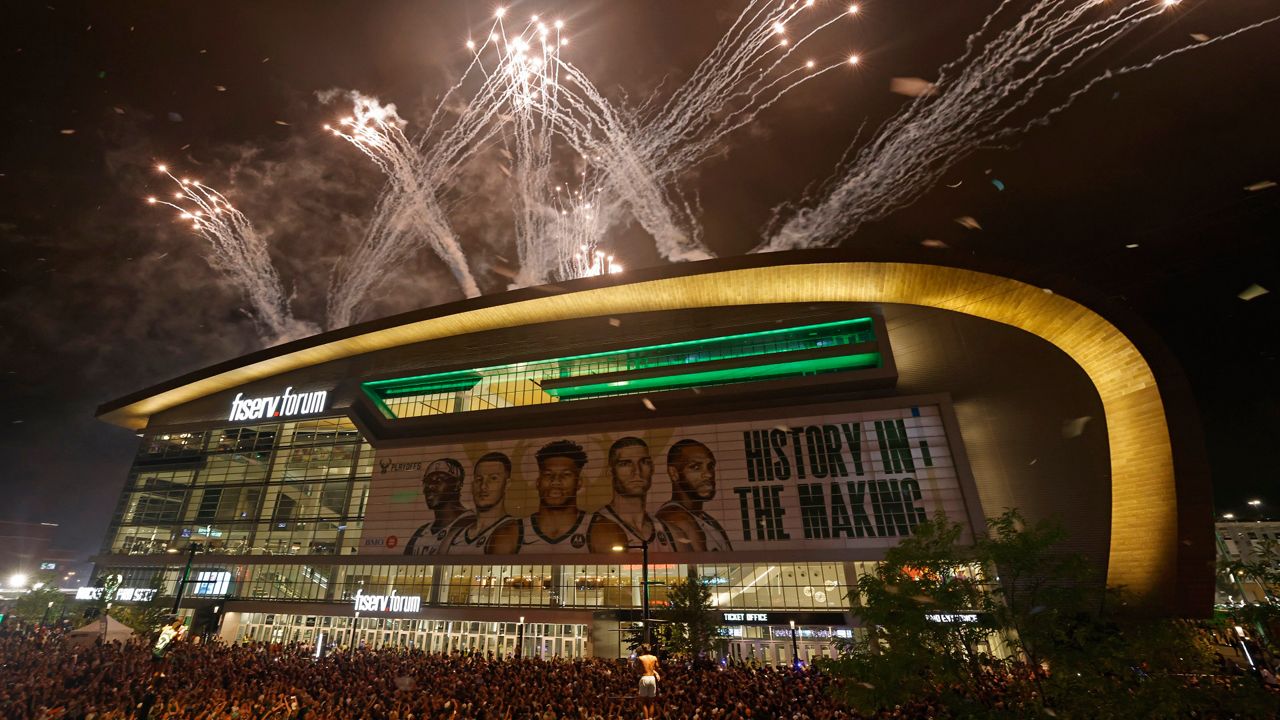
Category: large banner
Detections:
[{"x1": 360, "y1": 402, "x2": 972, "y2": 556}]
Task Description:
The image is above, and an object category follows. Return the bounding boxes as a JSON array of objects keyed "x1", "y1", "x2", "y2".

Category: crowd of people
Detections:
[
  {"x1": 2, "y1": 623, "x2": 1277, "y2": 719},
  {"x1": 0, "y1": 626, "x2": 856, "y2": 720}
]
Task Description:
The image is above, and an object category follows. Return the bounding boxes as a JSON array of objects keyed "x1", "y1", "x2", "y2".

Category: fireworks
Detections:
[
  {"x1": 757, "y1": 0, "x2": 1280, "y2": 252},
  {"x1": 142, "y1": 1, "x2": 1279, "y2": 338},
  {"x1": 146, "y1": 166, "x2": 318, "y2": 344}
]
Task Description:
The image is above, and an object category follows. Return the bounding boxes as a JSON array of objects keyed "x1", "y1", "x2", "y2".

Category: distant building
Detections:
[
  {"x1": 1216, "y1": 520, "x2": 1280, "y2": 605},
  {"x1": 0, "y1": 521, "x2": 76, "y2": 581}
]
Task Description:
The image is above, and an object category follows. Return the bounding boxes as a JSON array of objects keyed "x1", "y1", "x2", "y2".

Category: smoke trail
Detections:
[
  {"x1": 147, "y1": 170, "x2": 319, "y2": 344},
  {"x1": 322, "y1": 91, "x2": 493, "y2": 329},
  {"x1": 758, "y1": 0, "x2": 1280, "y2": 252},
  {"x1": 548, "y1": 0, "x2": 859, "y2": 265}
]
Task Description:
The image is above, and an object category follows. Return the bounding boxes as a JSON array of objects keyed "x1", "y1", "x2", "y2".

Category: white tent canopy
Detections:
[{"x1": 66, "y1": 615, "x2": 138, "y2": 646}]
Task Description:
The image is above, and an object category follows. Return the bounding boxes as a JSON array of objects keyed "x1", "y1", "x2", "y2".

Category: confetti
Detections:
[
  {"x1": 1125, "y1": 243, "x2": 1139, "y2": 249},
  {"x1": 274, "y1": 120, "x2": 290, "y2": 126},
  {"x1": 200, "y1": 49, "x2": 208, "y2": 54},
  {"x1": 608, "y1": 318, "x2": 621, "y2": 327},
  {"x1": 1244, "y1": 180, "x2": 1276, "y2": 192},
  {"x1": 97, "y1": 70, "x2": 106, "y2": 79},
  {"x1": 262, "y1": 57, "x2": 271, "y2": 63},
  {"x1": 1041, "y1": 288, "x2": 1053, "y2": 294},
  {"x1": 215, "y1": 85, "x2": 227, "y2": 92},
  {"x1": 112, "y1": 106, "x2": 125, "y2": 114},
  {"x1": 945, "y1": 180, "x2": 962, "y2": 188},
  {"x1": 889, "y1": 77, "x2": 936, "y2": 97},
  {"x1": 991, "y1": 178, "x2": 1005, "y2": 191},
  {"x1": 1062, "y1": 416, "x2": 1092, "y2": 438},
  {"x1": 921, "y1": 239, "x2": 949, "y2": 249},
  {"x1": 59, "y1": 129, "x2": 76, "y2": 135},
  {"x1": 641, "y1": 398, "x2": 656, "y2": 411},
  {"x1": 954, "y1": 216, "x2": 981, "y2": 230},
  {"x1": 1190, "y1": 33, "x2": 1211, "y2": 42},
  {"x1": 167, "y1": 112, "x2": 184, "y2": 122},
  {"x1": 1238, "y1": 284, "x2": 1269, "y2": 301},
  {"x1": 180, "y1": 144, "x2": 191, "y2": 150}
]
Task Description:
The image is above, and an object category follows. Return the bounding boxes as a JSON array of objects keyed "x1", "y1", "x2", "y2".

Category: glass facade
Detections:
[
  {"x1": 105, "y1": 417, "x2": 371, "y2": 557},
  {"x1": 363, "y1": 317, "x2": 879, "y2": 419},
  {"x1": 94, "y1": 561, "x2": 872, "y2": 612}
]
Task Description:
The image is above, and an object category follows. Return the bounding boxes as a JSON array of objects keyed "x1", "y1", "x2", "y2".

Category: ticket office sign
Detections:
[{"x1": 360, "y1": 402, "x2": 971, "y2": 557}]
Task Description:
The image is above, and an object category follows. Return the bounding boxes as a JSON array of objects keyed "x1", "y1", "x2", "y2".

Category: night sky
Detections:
[{"x1": 1, "y1": 1, "x2": 1277, "y2": 562}]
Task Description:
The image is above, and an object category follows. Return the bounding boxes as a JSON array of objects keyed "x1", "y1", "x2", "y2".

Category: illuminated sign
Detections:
[
  {"x1": 925, "y1": 613, "x2": 979, "y2": 623},
  {"x1": 353, "y1": 589, "x2": 422, "y2": 614},
  {"x1": 76, "y1": 587, "x2": 158, "y2": 602},
  {"x1": 722, "y1": 612, "x2": 770, "y2": 624},
  {"x1": 769, "y1": 627, "x2": 854, "y2": 639},
  {"x1": 190, "y1": 571, "x2": 231, "y2": 596},
  {"x1": 228, "y1": 386, "x2": 328, "y2": 422},
  {"x1": 40, "y1": 562, "x2": 56, "y2": 570}
]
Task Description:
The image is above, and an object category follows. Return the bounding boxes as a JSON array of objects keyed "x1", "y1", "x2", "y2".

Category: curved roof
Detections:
[{"x1": 96, "y1": 249, "x2": 1210, "y2": 612}]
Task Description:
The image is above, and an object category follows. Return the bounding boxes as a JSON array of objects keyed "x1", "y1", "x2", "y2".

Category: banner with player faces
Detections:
[{"x1": 359, "y1": 402, "x2": 974, "y2": 557}]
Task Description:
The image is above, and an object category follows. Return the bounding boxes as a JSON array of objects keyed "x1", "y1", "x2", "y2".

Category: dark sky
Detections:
[{"x1": 1, "y1": 1, "x2": 1277, "y2": 562}]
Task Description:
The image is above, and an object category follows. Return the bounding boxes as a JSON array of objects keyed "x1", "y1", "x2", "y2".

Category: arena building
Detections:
[{"x1": 91, "y1": 251, "x2": 1214, "y2": 662}]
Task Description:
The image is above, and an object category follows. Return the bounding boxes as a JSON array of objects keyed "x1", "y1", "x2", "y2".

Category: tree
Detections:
[
  {"x1": 823, "y1": 509, "x2": 1280, "y2": 719},
  {"x1": 111, "y1": 586, "x2": 170, "y2": 635},
  {"x1": 823, "y1": 511, "x2": 1005, "y2": 714},
  {"x1": 664, "y1": 577, "x2": 717, "y2": 658},
  {"x1": 12, "y1": 573, "x2": 69, "y2": 626}
]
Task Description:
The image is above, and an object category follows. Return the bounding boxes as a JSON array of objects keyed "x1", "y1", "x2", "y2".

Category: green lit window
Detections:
[{"x1": 363, "y1": 317, "x2": 881, "y2": 419}]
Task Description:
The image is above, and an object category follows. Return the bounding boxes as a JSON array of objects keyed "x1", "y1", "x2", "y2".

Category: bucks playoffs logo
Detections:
[
  {"x1": 571, "y1": 533, "x2": 587, "y2": 549},
  {"x1": 381, "y1": 459, "x2": 423, "y2": 474}
]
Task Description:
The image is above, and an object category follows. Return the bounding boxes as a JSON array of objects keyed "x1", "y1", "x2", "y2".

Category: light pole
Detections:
[
  {"x1": 1248, "y1": 499, "x2": 1263, "y2": 521},
  {"x1": 612, "y1": 539, "x2": 651, "y2": 647},
  {"x1": 169, "y1": 543, "x2": 202, "y2": 614},
  {"x1": 41, "y1": 601, "x2": 55, "y2": 628},
  {"x1": 516, "y1": 615, "x2": 525, "y2": 658},
  {"x1": 789, "y1": 620, "x2": 800, "y2": 667}
]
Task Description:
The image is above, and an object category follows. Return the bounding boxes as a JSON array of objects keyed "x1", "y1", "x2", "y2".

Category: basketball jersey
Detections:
[
  {"x1": 526, "y1": 510, "x2": 591, "y2": 550},
  {"x1": 440, "y1": 513, "x2": 512, "y2": 555},
  {"x1": 658, "y1": 503, "x2": 733, "y2": 551},
  {"x1": 592, "y1": 505, "x2": 679, "y2": 551}
]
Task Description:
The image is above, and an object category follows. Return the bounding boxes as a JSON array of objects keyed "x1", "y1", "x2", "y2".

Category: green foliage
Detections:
[
  {"x1": 825, "y1": 509, "x2": 1280, "y2": 719},
  {"x1": 111, "y1": 589, "x2": 170, "y2": 635},
  {"x1": 830, "y1": 512, "x2": 1002, "y2": 712},
  {"x1": 664, "y1": 577, "x2": 717, "y2": 657},
  {"x1": 12, "y1": 573, "x2": 69, "y2": 625}
]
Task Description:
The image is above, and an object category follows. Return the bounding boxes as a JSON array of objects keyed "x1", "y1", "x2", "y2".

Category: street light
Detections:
[
  {"x1": 1248, "y1": 499, "x2": 1264, "y2": 521},
  {"x1": 41, "y1": 601, "x2": 55, "y2": 628},
  {"x1": 612, "y1": 539, "x2": 651, "y2": 648},
  {"x1": 1223, "y1": 513, "x2": 1236, "y2": 520},
  {"x1": 789, "y1": 620, "x2": 800, "y2": 667},
  {"x1": 7, "y1": 573, "x2": 28, "y2": 589},
  {"x1": 170, "y1": 543, "x2": 203, "y2": 614}
]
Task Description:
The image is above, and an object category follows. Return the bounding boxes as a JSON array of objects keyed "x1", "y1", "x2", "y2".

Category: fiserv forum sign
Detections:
[
  {"x1": 227, "y1": 386, "x2": 328, "y2": 422},
  {"x1": 360, "y1": 401, "x2": 974, "y2": 557}
]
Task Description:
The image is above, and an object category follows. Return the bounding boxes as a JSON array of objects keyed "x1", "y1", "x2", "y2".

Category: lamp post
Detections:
[
  {"x1": 612, "y1": 539, "x2": 651, "y2": 647},
  {"x1": 1248, "y1": 499, "x2": 1264, "y2": 521},
  {"x1": 41, "y1": 601, "x2": 55, "y2": 628},
  {"x1": 516, "y1": 616, "x2": 525, "y2": 658},
  {"x1": 789, "y1": 620, "x2": 800, "y2": 667},
  {"x1": 169, "y1": 543, "x2": 202, "y2": 614}
]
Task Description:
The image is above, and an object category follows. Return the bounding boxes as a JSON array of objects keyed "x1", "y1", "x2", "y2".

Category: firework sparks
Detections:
[
  {"x1": 757, "y1": 0, "x2": 1280, "y2": 252},
  {"x1": 146, "y1": 167, "x2": 318, "y2": 343}
]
